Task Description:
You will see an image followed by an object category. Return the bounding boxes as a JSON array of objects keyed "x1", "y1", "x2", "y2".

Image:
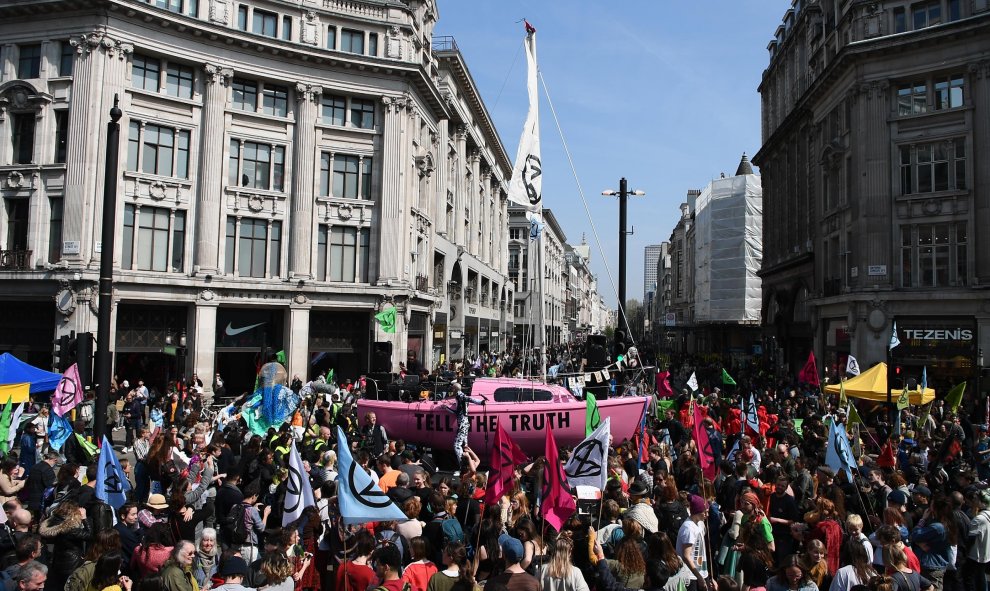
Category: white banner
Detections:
[
  {"x1": 687, "y1": 371, "x2": 699, "y2": 392},
  {"x1": 507, "y1": 23, "x2": 542, "y2": 213},
  {"x1": 282, "y1": 441, "x2": 316, "y2": 526},
  {"x1": 563, "y1": 418, "x2": 610, "y2": 489}
]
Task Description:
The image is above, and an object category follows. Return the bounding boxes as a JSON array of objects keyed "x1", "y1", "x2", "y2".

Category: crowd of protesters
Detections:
[{"x1": 0, "y1": 348, "x2": 987, "y2": 591}]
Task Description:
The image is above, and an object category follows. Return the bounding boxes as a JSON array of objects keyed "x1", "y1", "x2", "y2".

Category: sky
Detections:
[{"x1": 434, "y1": 1, "x2": 789, "y2": 309}]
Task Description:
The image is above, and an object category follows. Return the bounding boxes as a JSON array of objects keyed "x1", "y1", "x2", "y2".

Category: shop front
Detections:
[
  {"x1": 464, "y1": 316, "x2": 479, "y2": 360},
  {"x1": 308, "y1": 310, "x2": 369, "y2": 383},
  {"x1": 407, "y1": 312, "x2": 428, "y2": 373},
  {"x1": 115, "y1": 303, "x2": 190, "y2": 394},
  {"x1": 478, "y1": 318, "x2": 490, "y2": 355},
  {"x1": 432, "y1": 313, "x2": 447, "y2": 367},
  {"x1": 214, "y1": 307, "x2": 284, "y2": 397},
  {"x1": 892, "y1": 317, "x2": 977, "y2": 393},
  {"x1": 824, "y1": 318, "x2": 851, "y2": 381}
]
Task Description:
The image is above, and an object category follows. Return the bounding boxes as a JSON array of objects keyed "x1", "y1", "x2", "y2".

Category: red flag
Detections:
[
  {"x1": 878, "y1": 441, "x2": 896, "y2": 468},
  {"x1": 484, "y1": 419, "x2": 528, "y2": 506},
  {"x1": 656, "y1": 371, "x2": 673, "y2": 398},
  {"x1": 524, "y1": 20, "x2": 536, "y2": 34},
  {"x1": 540, "y1": 422, "x2": 575, "y2": 532},
  {"x1": 798, "y1": 351, "x2": 820, "y2": 386},
  {"x1": 692, "y1": 404, "x2": 717, "y2": 480}
]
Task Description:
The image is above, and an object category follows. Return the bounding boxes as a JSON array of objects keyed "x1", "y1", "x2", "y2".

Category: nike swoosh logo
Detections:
[{"x1": 224, "y1": 322, "x2": 265, "y2": 337}]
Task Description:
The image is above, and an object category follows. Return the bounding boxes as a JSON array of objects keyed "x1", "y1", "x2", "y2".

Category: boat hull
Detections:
[{"x1": 357, "y1": 395, "x2": 649, "y2": 457}]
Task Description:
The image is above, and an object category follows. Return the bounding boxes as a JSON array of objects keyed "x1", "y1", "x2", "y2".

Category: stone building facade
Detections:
[
  {"x1": 755, "y1": 0, "x2": 990, "y2": 390},
  {"x1": 0, "y1": 0, "x2": 512, "y2": 396}
]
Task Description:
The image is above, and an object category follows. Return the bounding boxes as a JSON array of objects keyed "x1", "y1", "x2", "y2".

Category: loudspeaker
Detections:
[
  {"x1": 584, "y1": 334, "x2": 608, "y2": 369},
  {"x1": 372, "y1": 341, "x2": 393, "y2": 373}
]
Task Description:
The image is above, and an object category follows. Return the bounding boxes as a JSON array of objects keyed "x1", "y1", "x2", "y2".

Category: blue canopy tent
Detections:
[{"x1": 0, "y1": 353, "x2": 62, "y2": 393}]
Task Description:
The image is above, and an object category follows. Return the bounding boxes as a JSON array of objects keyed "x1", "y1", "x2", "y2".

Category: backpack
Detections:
[
  {"x1": 220, "y1": 503, "x2": 249, "y2": 546},
  {"x1": 440, "y1": 517, "x2": 464, "y2": 547},
  {"x1": 90, "y1": 501, "x2": 114, "y2": 532}
]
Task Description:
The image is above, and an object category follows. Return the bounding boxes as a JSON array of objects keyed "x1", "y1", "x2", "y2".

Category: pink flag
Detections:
[
  {"x1": 692, "y1": 404, "x2": 717, "y2": 480},
  {"x1": 52, "y1": 363, "x2": 83, "y2": 417},
  {"x1": 540, "y1": 422, "x2": 576, "y2": 532},
  {"x1": 798, "y1": 351, "x2": 820, "y2": 386},
  {"x1": 484, "y1": 419, "x2": 528, "y2": 506},
  {"x1": 656, "y1": 371, "x2": 673, "y2": 398}
]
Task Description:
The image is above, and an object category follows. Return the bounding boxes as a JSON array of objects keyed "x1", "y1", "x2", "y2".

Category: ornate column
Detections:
[
  {"x1": 194, "y1": 63, "x2": 232, "y2": 274},
  {"x1": 63, "y1": 32, "x2": 131, "y2": 264},
  {"x1": 857, "y1": 80, "x2": 892, "y2": 288},
  {"x1": 969, "y1": 61, "x2": 990, "y2": 283},
  {"x1": 193, "y1": 290, "x2": 219, "y2": 393},
  {"x1": 453, "y1": 125, "x2": 467, "y2": 247},
  {"x1": 287, "y1": 297, "x2": 311, "y2": 381},
  {"x1": 468, "y1": 148, "x2": 480, "y2": 255},
  {"x1": 289, "y1": 83, "x2": 321, "y2": 278},
  {"x1": 377, "y1": 95, "x2": 407, "y2": 282}
]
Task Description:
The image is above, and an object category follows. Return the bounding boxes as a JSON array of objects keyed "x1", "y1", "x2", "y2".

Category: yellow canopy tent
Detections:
[
  {"x1": 0, "y1": 383, "x2": 30, "y2": 404},
  {"x1": 823, "y1": 362, "x2": 934, "y2": 405}
]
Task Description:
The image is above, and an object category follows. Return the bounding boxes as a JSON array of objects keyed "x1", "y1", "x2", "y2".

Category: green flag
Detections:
[
  {"x1": 75, "y1": 433, "x2": 98, "y2": 460},
  {"x1": 375, "y1": 306, "x2": 397, "y2": 334},
  {"x1": 326, "y1": 368, "x2": 335, "y2": 383},
  {"x1": 916, "y1": 403, "x2": 931, "y2": 428},
  {"x1": 275, "y1": 350, "x2": 286, "y2": 365},
  {"x1": 793, "y1": 418, "x2": 804, "y2": 438},
  {"x1": 847, "y1": 403, "x2": 864, "y2": 427},
  {"x1": 586, "y1": 393, "x2": 601, "y2": 436},
  {"x1": 721, "y1": 369, "x2": 736, "y2": 386},
  {"x1": 0, "y1": 401, "x2": 11, "y2": 454},
  {"x1": 839, "y1": 380, "x2": 847, "y2": 408},
  {"x1": 896, "y1": 387, "x2": 910, "y2": 411},
  {"x1": 945, "y1": 381, "x2": 966, "y2": 413}
]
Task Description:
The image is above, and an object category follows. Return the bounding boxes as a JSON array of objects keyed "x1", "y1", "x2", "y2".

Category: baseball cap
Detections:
[
  {"x1": 913, "y1": 485, "x2": 932, "y2": 498},
  {"x1": 887, "y1": 490, "x2": 908, "y2": 506},
  {"x1": 499, "y1": 533, "x2": 524, "y2": 564}
]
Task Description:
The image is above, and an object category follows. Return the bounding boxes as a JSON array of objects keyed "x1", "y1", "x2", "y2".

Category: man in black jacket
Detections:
[
  {"x1": 25, "y1": 453, "x2": 57, "y2": 516},
  {"x1": 215, "y1": 472, "x2": 245, "y2": 522}
]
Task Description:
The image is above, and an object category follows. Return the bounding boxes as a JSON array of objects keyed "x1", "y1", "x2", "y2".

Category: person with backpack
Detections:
[
  {"x1": 25, "y1": 453, "x2": 56, "y2": 518},
  {"x1": 423, "y1": 493, "x2": 464, "y2": 566},
  {"x1": 227, "y1": 482, "x2": 267, "y2": 563}
]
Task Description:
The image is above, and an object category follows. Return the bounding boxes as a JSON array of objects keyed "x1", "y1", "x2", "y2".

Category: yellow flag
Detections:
[
  {"x1": 839, "y1": 379, "x2": 847, "y2": 407},
  {"x1": 847, "y1": 403, "x2": 864, "y2": 426},
  {"x1": 896, "y1": 387, "x2": 910, "y2": 410}
]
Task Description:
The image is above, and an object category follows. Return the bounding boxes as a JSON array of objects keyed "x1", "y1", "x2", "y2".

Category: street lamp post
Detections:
[
  {"x1": 177, "y1": 330, "x2": 187, "y2": 414},
  {"x1": 602, "y1": 178, "x2": 645, "y2": 338},
  {"x1": 93, "y1": 96, "x2": 122, "y2": 443}
]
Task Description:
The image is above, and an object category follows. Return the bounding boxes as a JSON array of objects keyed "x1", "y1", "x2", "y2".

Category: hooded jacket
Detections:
[{"x1": 39, "y1": 510, "x2": 91, "y2": 577}]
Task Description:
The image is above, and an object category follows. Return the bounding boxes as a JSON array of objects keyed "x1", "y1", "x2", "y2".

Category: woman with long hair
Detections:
[
  {"x1": 800, "y1": 540, "x2": 831, "y2": 591},
  {"x1": 884, "y1": 545, "x2": 934, "y2": 591},
  {"x1": 514, "y1": 517, "x2": 548, "y2": 575},
  {"x1": 65, "y1": 529, "x2": 123, "y2": 591},
  {"x1": 654, "y1": 475, "x2": 689, "y2": 544},
  {"x1": 335, "y1": 528, "x2": 375, "y2": 591},
  {"x1": 910, "y1": 495, "x2": 956, "y2": 591},
  {"x1": 40, "y1": 500, "x2": 91, "y2": 591},
  {"x1": 475, "y1": 504, "x2": 505, "y2": 582},
  {"x1": 131, "y1": 523, "x2": 175, "y2": 578},
  {"x1": 767, "y1": 555, "x2": 820, "y2": 591},
  {"x1": 806, "y1": 498, "x2": 844, "y2": 576},
  {"x1": 606, "y1": 534, "x2": 647, "y2": 589},
  {"x1": 507, "y1": 491, "x2": 531, "y2": 529},
  {"x1": 91, "y1": 552, "x2": 131, "y2": 591},
  {"x1": 402, "y1": 537, "x2": 439, "y2": 591},
  {"x1": 259, "y1": 553, "x2": 296, "y2": 591},
  {"x1": 829, "y1": 539, "x2": 877, "y2": 591},
  {"x1": 539, "y1": 534, "x2": 590, "y2": 591},
  {"x1": 425, "y1": 541, "x2": 476, "y2": 591},
  {"x1": 0, "y1": 458, "x2": 25, "y2": 505},
  {"x1": 870, "y1": 508, "x2": 909, "y2": 569}
]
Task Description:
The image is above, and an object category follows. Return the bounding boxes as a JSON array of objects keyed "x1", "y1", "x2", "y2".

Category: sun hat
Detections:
[{"x1": 146, "y1": 493, "x2": 169, "y2": 510}]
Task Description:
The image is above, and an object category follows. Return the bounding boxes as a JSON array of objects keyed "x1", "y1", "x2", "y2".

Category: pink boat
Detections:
[{"x1": 357, "y1": 377, "x2": 651, "y2": 457}]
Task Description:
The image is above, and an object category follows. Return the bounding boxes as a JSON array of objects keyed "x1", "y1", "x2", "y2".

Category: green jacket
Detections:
[
  {"x1": 161, "y1": 563, "x2": 197, "y2": 591},
  {"x1": 65, "y1": 561, "x2": 96, "y2": 591}
]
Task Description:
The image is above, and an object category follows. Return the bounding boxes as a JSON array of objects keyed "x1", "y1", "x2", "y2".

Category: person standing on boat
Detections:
[{"x1": 447, "y1": 383, "x2": 485, "y2": 468}]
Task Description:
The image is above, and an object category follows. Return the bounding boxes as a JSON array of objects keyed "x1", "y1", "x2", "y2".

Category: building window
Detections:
[
  {"x1": 48, "y1": 197, "x2": 63, "y2": 263},
  {"x1": 232, "y1": 78, "x2": 258, "y2": 111},
  {"x1": 912, "y1": 1, "x2": 941, "y2": 29},
  {"x1": 327, "y1": 26, "x2": 337, "y2": 50},
  {"x1": 149, "y1": 0, "x2": 198, "y2": 16},
  {"x1": 252, "y1": 9, "x2": 277, "y2": 37},
  {"x1": 320, "y1": 226, "x2": 370, "y2": 282},
  {"x1": 509, "y1": 228, "x2": 522, "y2": 240},
  {"x1": 900, "y1": 222, "x2": 966, "y2": 287},
  {"x1": 122, "y1": 204, "x2": 186, "y2": 272},
  {"x1": 54, "y1": 111, "x2": 69, "y2": 164},
  {"x1": 899, "y1": 139, "x2": 965, "y2": 195},
  {"x1": 281, "y1": 15, "x2": 292, "y2": 41},
  {"x1": 368, "y1": 33, "x2": 378, "y2": 56},
  {"x1": 896, "y1": 82, "x2": 927, "y2": 115},
  {"x1": 229, "y1": 140, "x2": 285, "y2": 191},
  {"x1": 165, "y1": 62, "x2": 194, "y2": 99},
  {"x1": 321, "y1": 94, "x2": 346, "y2": 125},
  {"x1": 127, "y1": 121, "x2": 192, "y2": 179},
  {"x1": 132, "y1": 54, "x2": 161, "y2": 92},
  {"x1": 350, "y1": 98, "x2": 375, "y2": 129},
  {"x1": 893, "y1": 7, "x2": 907, "y2": 33},
  {"x1": 341, "y1": 29, "x2": 364, "y2": 54},
  {"x1": 237, "y1": 5, "x2": 248, "y2": 30},
  {"x1": 327, "y1": 154, "x2": 372, "y2": 199},
  {"x1": 898, "y1": 75, "x2": 965, "y2": 116},
  {"x1": 934, "y1": 75, "x2": 964, "y2": 110},
  {"x1": 59, "y1": 42, "x2": 74, "y2": 77},
  {"x1": 226, "y1": 217, "x2": 280, "y2": 278},
  {"x1": 262, "y1": 84, "x2": 288, "y2": 117},
  {"x1": 948, "y1": 0, "x2": 960, "y2": 20},
  {"x1": 11, "y1": 113, "x2": 35, "y2": 165},
  {"x1": 17, "y1": 44, "x2": 41, "y2": 79}
]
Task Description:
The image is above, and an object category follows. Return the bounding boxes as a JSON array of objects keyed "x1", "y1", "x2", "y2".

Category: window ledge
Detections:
[
  {"x1": 895, "y1": 189, "x2": 968, "y2": 201},
  {"x1": 129, "y1": 87, "x2": 201, "y2": 108},
  {"x1": 228, "y1": 108, "x2": 292, "y2": 125},
  {"x1": 893, "y1": 104, "x2": 970, "y2": 122},
  {"x1": 315, "y1": 122, "x2": 378, "y2": 135},
  {"x1": 224, "y1": 186, "x2": 287, "y2": 199},
  {"x1": 124, "y1": 170, "x2": 194, "y2": 187}
]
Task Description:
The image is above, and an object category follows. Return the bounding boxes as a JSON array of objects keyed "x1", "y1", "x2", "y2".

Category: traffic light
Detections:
[
  {"x1": 892, "y1": 365, "x2": 904, "y2": 390},
  {"x1": 76, "y1": 332, "x2": 93, "y2": 390},
  {"x1": 53, "y1": 334, "x2": 71, "y2": 372}
]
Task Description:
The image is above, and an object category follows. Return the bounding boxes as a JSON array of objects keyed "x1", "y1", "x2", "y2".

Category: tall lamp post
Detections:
[
  {"x1": 177, "y1": 330, "x2": 187, "y2": 413},
  {"x1": 93, "y1": 95, "x2": 122, "y2": 443},
  {"x1": 602, "y1": 178, "x2": 645, "y2": 338}
]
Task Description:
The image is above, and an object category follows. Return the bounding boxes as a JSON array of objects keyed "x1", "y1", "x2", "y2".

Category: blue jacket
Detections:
[
  {"x1": 19, "y1": 433, "x2": 36, "y2": 469},
  {"x1": 911, "y1": 521, "x2": 951, "y2": 571}
]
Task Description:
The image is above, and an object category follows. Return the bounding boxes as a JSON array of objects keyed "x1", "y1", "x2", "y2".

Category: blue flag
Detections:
[
  {"x1": 96, "y1": 436, "x2": 131, "y2": 510},
  {"x1": 335, "y1": 427, "x2": 408, "y2": 525},
  {"x1": 48, "y1": 411, "x2": 73, "y2": 452},
  {"x1": 921, "y1": 367, "x2": 928, "y2": 391},
  {"x1": 826, "y1": 419, "x2": 857, "y2": 482}
]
